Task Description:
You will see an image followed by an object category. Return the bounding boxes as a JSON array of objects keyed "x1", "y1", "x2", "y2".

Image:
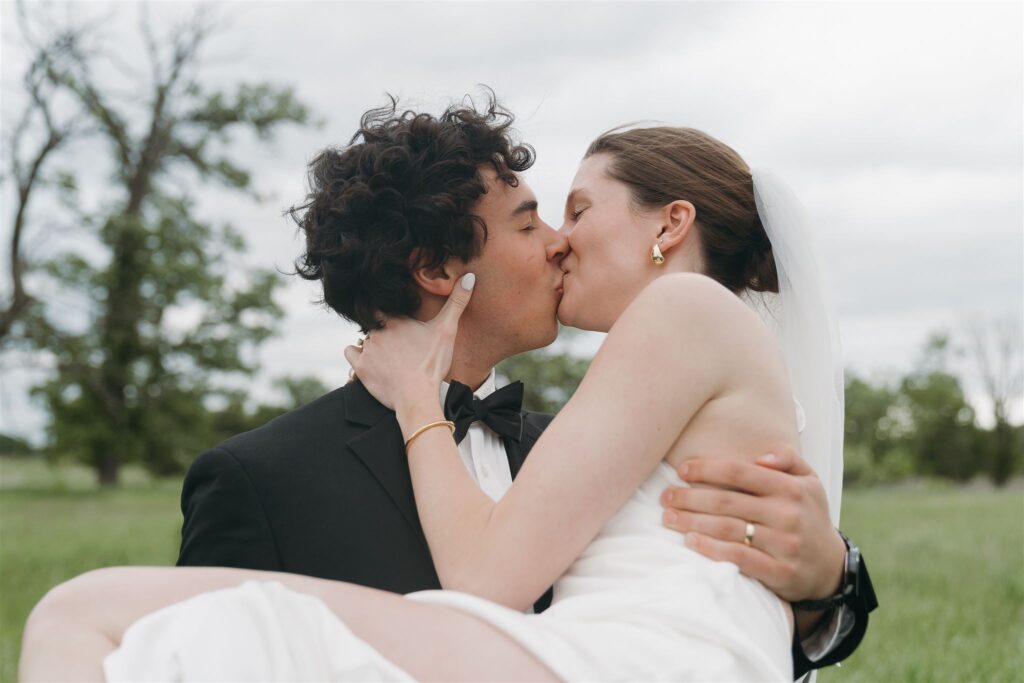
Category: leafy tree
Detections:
[
  {"x1": 898, "y1": 333, "x2": 982, "y2": 481},
  {"x1": 844, "y1": 373, "x2": 903, "y2": 462},
  {"x1": 205, "y1": 375, "x2": 328, "y2": 446},
  {"x1": 278, "y1": 375, "x2": 332, "y2": 409},
  {"x1": 843, "y1": 373, "x2": 915, "y2": 485},
  {"x1": 497, "y1": 330, "x2": 591, "y2": 414},
  {"x1": 7, "y1": 7, "x2": 310, "y2": 484}
]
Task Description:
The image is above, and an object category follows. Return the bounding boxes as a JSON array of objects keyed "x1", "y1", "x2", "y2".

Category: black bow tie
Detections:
[{"x1": 443, "y1": 380, "x2": 525, "y2": 445}]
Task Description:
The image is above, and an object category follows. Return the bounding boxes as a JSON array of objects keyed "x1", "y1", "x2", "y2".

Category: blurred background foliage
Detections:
[
  {"x1": 843, "y1": 330, "x2": 1023, "y2": 488},
  {"x1": 6, "y1": 323, "x2": 1021, "y2": 488}
]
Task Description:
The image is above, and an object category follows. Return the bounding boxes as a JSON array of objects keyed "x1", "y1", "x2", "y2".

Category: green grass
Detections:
[
  {"x1": 830, "y1": 485, "x2": 1024, "y2": 682},
  {"x1": 0, "y1": 459, "x2": 1021, "y2": 682},
  {"x1": 0, "y1": 461, "x2": 182, "y2": 680}
]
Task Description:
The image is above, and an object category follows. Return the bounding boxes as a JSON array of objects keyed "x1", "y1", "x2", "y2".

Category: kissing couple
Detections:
[{"x1": 21, "y1": 93, "x2": 877, "y2": 681}]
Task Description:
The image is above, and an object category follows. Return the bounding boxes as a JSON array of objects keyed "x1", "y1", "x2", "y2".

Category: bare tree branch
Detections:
[
  {"x1": 43, "y1": 35, "x2": 134, "y2": 173},
  {"x1": 125, "y1": 8, "x2": 212, "y2": 216},
  {"x1": 139, "y1": 2, "x2": 164, "y2": 89},
  {"x1": 967, "y1": 314, "x2": 1024, "y2": 425},
  {"x1": 1, "y1": 43, "x2": 79, "y2": 341},
  {"x1": 964, "y1": 313, "x2": 1023, "y2": 484}
]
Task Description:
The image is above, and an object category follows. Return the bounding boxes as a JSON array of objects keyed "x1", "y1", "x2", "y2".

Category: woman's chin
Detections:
[
  {"x1": 558, "y1": 287, "x2": 603, "y2": 331},
  {"x1": 557, "y1": 300, "x2": 593, "y2": 332},
  {"x1": 556, "y1": 299, "x2": 574, "y2": 328},
  {"x1": 558, "y1": 299, "x2": 611, "y2": 333}
]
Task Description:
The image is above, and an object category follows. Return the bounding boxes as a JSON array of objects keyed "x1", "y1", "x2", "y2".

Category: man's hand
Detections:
[{"x1": 660, "y1": 447, "x2": 846, "y2": 605}]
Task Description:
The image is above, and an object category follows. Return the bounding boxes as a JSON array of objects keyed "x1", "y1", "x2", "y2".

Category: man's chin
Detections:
[
  {"x1": 505, "y1": 317, "x2": 560, "y2": 356},
  {"x1": 529, "y1": 317, "x2": 559, "y2": 350}
]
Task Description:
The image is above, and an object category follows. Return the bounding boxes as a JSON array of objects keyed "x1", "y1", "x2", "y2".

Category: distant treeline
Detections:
[
  {"x1": 3, "y1": 332, "x2": 1021, "y2": 488},
  {"x1": 844, "y1": 333, "x2": 1022, "y2": 487},
  {"x1": 0, "y1": 375, "x2": 327, "y2": 465},
  {"x1": 500, "y1": 328, "x2": 1024, "y2": 489}
]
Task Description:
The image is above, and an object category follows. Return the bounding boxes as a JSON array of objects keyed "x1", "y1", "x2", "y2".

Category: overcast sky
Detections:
[{"x1": 2, "y1": 1, "x2": 1022, "y2": 441}]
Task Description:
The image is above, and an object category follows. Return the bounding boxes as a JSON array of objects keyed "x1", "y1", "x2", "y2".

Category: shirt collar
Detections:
[{"x1": 440, "y1": 368, "x2": 497, "y2": 405}]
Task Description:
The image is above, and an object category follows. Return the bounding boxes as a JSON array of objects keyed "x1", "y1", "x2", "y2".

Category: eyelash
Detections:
[
  {"x1": 522, "y1": 224, "x2": 536, "y2": 232},
  {"x1": 571, "y1": 207, "x2": 587, "y2": 220}
]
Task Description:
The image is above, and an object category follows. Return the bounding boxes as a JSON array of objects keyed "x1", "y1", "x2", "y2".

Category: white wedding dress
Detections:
[{"x1": 104, "y1": 458, "x2": 793, "y2": 682}]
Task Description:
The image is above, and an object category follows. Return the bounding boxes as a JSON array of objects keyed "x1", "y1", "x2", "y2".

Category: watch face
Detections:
[{"x1": 845, "y1": 542, "x2": 861, "y2": 595}]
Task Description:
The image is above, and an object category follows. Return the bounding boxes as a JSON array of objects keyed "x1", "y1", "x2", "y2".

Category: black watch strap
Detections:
[
  {"x1": 790, "y1": 534, "x2": 879, "y2": 679},
  {"x1": 792, "y1": 532, "x2": 861, "y2": 612}
]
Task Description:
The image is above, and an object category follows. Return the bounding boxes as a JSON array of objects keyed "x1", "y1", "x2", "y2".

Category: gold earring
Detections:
[{"x1": 651, "y1": 242, "x2": 665, "y2": 265}]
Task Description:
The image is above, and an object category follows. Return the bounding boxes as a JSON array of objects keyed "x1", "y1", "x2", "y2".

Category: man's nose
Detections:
[{"x1": 545, "y1": 224, "x2": 570, "y2": 262}]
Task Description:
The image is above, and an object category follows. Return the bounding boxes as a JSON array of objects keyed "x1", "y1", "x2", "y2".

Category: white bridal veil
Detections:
[{"x1": 745, "y1": 170, "x2": 845, "y2": 525}]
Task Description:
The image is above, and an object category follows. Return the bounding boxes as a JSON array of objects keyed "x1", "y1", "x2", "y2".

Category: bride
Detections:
[{"x1": 20, "y1": 126, "x2": 844, "y2": 682}]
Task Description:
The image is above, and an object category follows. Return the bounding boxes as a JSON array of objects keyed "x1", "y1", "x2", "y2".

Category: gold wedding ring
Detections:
[{"x1": 743, "y1": 522, "x2": 755, "y2": 547}]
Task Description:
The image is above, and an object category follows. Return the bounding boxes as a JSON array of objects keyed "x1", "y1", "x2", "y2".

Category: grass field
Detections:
[{"x1": 1, "y1": 459, "x2": 1022, "y2": 682}]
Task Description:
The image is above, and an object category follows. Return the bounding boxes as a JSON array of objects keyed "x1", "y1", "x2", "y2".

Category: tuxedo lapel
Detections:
[
  {"x1": 343, "y1": 382, "x2": 428, "y2": 549},
  {"x1": 505, "y1": 412, "x2": 555, "y2": 612},
  {"x1": 343, "y1": 385, "x2": 546, "y2": 548},
  {"x1": 502, "y1": 412, "x2": 544, "y2": 479}
]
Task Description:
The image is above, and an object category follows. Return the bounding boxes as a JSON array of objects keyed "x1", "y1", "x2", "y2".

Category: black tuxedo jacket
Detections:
[
  {"x1": 178, "y1": 380, "x2": 874, "y2": 678},
  {"x1": 178, "y1": 380, "x2": 554, "y2": 611}
]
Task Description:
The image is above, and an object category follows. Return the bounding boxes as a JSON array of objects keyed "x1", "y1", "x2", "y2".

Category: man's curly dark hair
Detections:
[{"x1": 289, "y1": 92, "x2": 535, "y2": 332}]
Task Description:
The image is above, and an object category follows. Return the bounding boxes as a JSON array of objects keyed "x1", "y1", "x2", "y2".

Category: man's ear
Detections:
[
  {"x1": 656, "y1": 200, "x2": 697, "y2": 254},
  {"x1": 410, "y1": 249, "x2": 461, "y2": 297}
]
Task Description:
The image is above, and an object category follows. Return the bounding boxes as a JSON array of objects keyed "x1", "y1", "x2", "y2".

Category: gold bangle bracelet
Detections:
[{"x1": 404, "y1": 420, "x2": 456, "y2": 451}]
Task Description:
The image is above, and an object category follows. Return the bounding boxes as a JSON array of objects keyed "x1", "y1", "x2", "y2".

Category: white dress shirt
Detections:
[{"x1": 439, "y1": 369, "x2": 514, "y2": 503}]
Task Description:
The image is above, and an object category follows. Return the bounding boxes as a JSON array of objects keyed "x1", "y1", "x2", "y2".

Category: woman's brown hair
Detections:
[{"x1": 585, "y1": 127, "x2": 778, "y2": 294}]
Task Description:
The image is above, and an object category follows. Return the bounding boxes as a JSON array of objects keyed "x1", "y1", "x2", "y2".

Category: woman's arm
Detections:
[{"x1": 354, "y1": 273, "x2": 789, "y2": 611}]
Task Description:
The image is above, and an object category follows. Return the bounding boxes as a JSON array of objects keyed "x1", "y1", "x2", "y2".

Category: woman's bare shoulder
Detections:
[{"x1": 629, "y1": 273, "x2": 772, "y2": 342}]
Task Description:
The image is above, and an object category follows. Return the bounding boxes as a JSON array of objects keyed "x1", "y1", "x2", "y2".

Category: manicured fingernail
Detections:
[
  {"x1": 662, "y1": 489, "x2": 673, "y2": 505},
  {"x1": 462, "y1": 273, "x2": 476, "y2": 291},
  {"x1": 678, "y1": 463, "x2": 689, "y2": 479},
  {"x1": 684, "y1": 532, "x2": 698, "y2": 548},
  {"x1": 759, "y1": 453, "x2": 780, "y2": 465},
  {"x1": 663, "y1": 509, "x2": 678, "y2": 525}
]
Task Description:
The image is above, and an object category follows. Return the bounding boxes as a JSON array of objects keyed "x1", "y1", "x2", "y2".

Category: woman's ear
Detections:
[
  {"x1": 410, "y1": 250, "x2": 461, "y2": 297},
  {"x1": 656, "y1": 200, "x2": 697, "y2": 254}
]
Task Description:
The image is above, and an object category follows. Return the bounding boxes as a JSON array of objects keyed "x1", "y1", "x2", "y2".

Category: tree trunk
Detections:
[
  {"x1": 96, "y1": 451, "x2": 120, "y2": 487},
  {"x1": 991, "y1": 419, "x2": 1014, "y2": 487},
  {"x1": 94, "y1": 219, "x2": 146, "y2": 486}
]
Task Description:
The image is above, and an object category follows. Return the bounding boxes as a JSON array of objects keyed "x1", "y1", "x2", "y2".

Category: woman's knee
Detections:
[{"x1": 25, "y1": 567, "x2": 132, "y2": 637}]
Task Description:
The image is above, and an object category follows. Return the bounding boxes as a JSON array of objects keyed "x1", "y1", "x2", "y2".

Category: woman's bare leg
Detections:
[{"x1": 20, "y1": 566, "x2": 559, "y2": 682}]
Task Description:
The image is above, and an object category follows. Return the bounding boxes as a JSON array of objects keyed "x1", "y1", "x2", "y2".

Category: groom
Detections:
[{"x1": 177, "y1": 96, "x2": 875, "y2": 678}]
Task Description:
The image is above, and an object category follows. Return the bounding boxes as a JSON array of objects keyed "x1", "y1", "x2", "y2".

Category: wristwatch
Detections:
[{"x1": 792, "y1": 532, "x2": 861, "y2": 612}]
